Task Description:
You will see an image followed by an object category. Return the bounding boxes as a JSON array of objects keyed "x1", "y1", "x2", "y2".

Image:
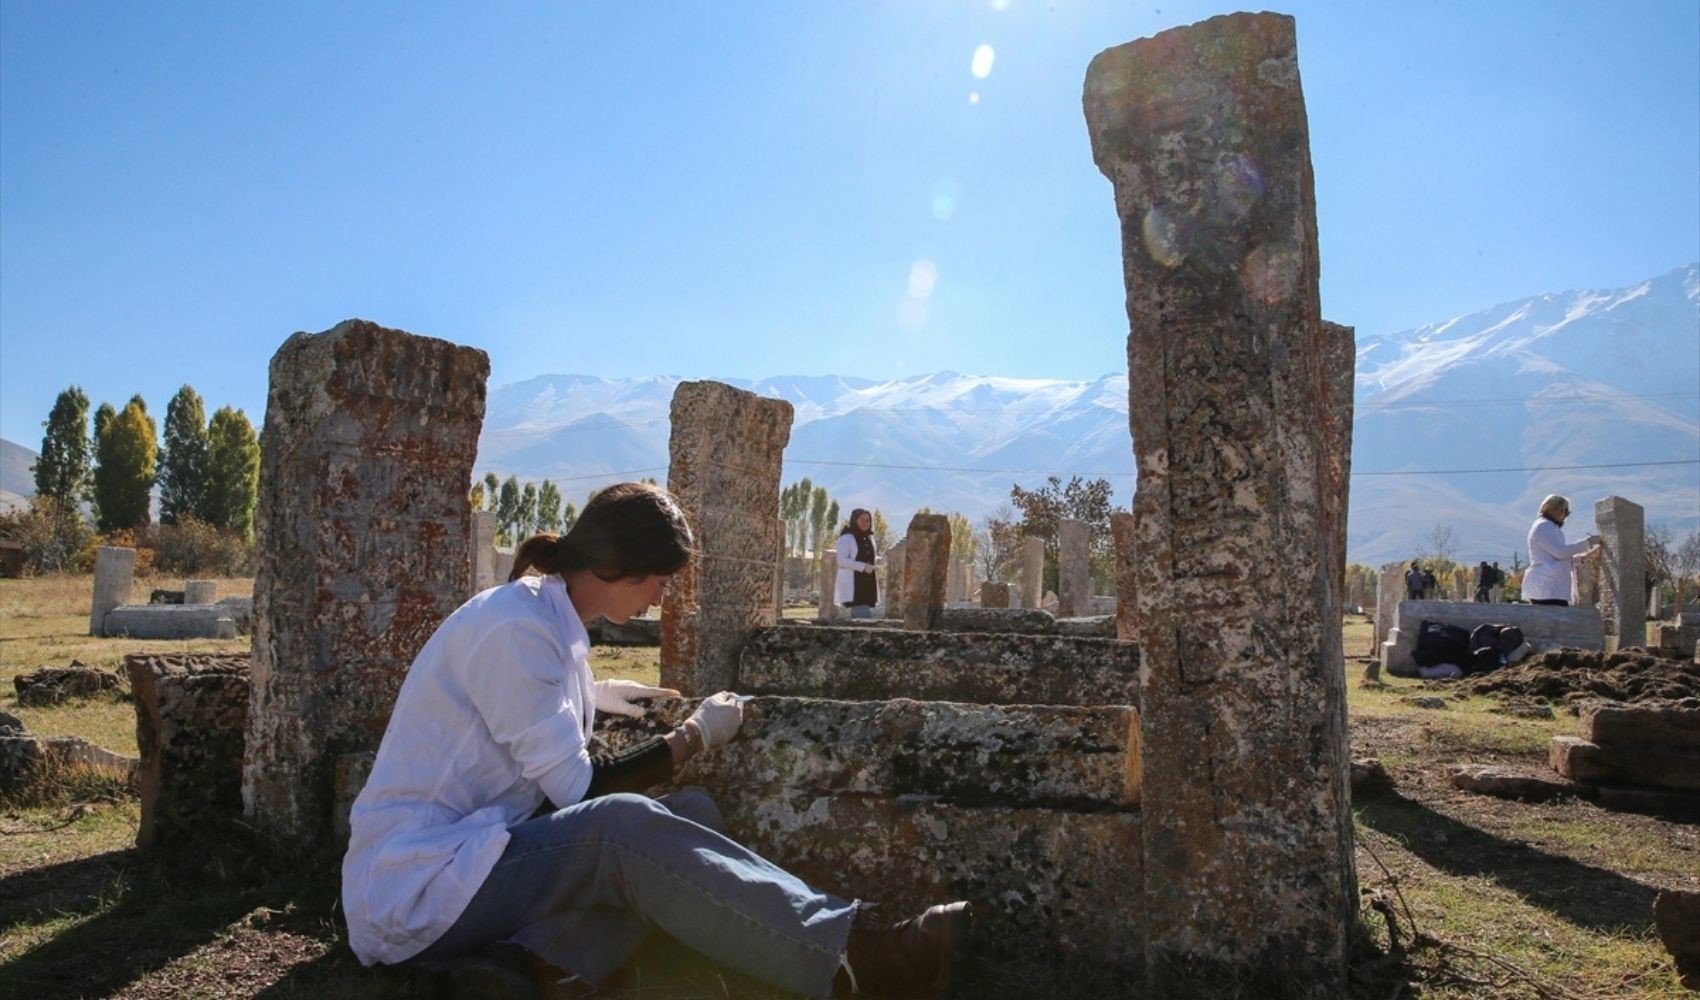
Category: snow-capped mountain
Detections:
[{"x1": 477, "y1": 263, "x2": 1698, "y2": 566}]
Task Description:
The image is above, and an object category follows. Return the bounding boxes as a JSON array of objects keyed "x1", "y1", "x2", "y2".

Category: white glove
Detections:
[
  {"x1": 594, "y1": 679, "x2": 680, "y2": 719},
  {"x1": 683, "y1": 691, "x2": 744, "y2": 751}
]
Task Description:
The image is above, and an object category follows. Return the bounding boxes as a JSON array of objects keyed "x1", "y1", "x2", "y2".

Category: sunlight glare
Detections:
[
  {"x1": 970, "y1": 45, "x2": 995, "y2": 79},
  {"x1": 1141, "y1": 206, "x2": 1187, "y2": 268},
  {"x1": 990, "y1": 0, "x2": 1013, "y2": 10},
  {"x1": 908, "y1": 258, "x2": 939, "y2": 299},
  {"x1": 968, "y1": 91, "x2": 981, "y2": 105}
]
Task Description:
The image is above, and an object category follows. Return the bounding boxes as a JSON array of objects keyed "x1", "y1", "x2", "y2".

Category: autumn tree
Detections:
[
  {"x1": 1008, "y1": 475, "x2": 1121, "y2": 593},
  {"x1": 158, "y1": 385, "x2": 210, "y2": 525},
  {"x1": 33, "y1": 386, "x2": 93, "y2": 509},
  {"x1": 201, "y1": 407, "x2": 260, "y2": 537},
  {"x1": 92, "y1": 396, "x2": 157, "y2": 532},
  {"x1": 977, "y1": 503, "x2": 1024, "y2": 581}
]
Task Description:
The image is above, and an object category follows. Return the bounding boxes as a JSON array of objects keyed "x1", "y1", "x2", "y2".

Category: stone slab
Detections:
[
  {"x1": 587, "y1": 615, "x2": 661, "y2": 647},
  {"x1": 1381, "y1": 600, "x2": 1603, "y2": 677},
  {"x1": 1579, "y1": 702, "x2": 1700, "y2": 751},
  {"x1": 738, "y1": 624, "x2": 1141, "y2": 707},
  {"x1": 1549, "y1": 735, "x2": 1700, "y2": 791},
  {"x1": 1450, "y1": 764, "x2": 1583, "y2": 802},
  {"x1": 937, "y1": 607, "x2": 1058, "y2": 634},
  {"x1": 104, "y1": 604, "x2": 238, "y2": 640},
  {"x1": 1591, "y1": 782, "x2": 1700, "y2": 821}
]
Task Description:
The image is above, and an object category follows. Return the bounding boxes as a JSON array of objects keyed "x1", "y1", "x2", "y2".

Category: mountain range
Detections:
[{"x1": 4, "y1": 265, "x2": 1695, "y2": 566}]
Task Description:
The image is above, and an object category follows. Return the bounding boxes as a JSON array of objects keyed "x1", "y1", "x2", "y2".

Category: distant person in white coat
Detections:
[
  {"x1": 1523, "y1": 494, "x2": 1599, "y2": 607},
  {"x1": 835, "y1": 508, "x2": 879, "y2": 619}
]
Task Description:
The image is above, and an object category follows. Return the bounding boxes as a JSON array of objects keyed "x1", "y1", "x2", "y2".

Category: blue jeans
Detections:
[
  {"x1": 848, "y1": 605, "x2": 873, "y2": 619},
  {"x1": 412, "y1": 790, "x2": 855, "y2": 997}
]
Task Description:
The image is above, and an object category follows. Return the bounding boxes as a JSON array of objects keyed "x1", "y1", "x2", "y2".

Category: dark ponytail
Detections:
[{"x1": 508, "y1": 482, "x2": 694, "y2": 583}]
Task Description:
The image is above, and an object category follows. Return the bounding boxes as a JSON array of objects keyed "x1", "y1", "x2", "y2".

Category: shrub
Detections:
[
  {"x1": 0, "y1": 497, "x2": 96, "y2": 574},
  {"x1": 150, "y1": 517, "x2": 255, "y2": 577}
]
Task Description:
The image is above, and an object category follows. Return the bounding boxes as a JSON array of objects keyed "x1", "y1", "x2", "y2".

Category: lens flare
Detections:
[
  {"x1": 1215, "y1": 152, "x2": 1264, "y2": 221},
  {"x1": 1141, "y1": 206, "x2": 1188, "y2": 268},
  {"x1": 970, "y1": 45, "x2": 995, "y2": 79},
  {"x1": 968, "y1": 91, "x2": 981, "y2": 105},
  {"x1": 931, "y1": 179, "x2": 959, "y2": 221},
  {"x1": 908, "y1": 258, "x2": 939, "y2": 299}
]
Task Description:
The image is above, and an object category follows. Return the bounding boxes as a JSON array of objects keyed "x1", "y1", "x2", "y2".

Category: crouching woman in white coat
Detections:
[{"x1": 341, "y1": 482, "x2": 967, "y2": 998}]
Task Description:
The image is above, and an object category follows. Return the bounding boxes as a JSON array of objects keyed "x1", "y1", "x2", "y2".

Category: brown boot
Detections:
[{"x1": 836, "y1": 901, "x2": 972, "y2": 997}]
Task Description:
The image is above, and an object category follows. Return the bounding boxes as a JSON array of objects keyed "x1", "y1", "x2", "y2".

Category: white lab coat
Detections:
[
  {"x1": 1523, "y1": 516, "x2": 1595, "y2": 603},
  {"x1": 834, "y1": 533, "x2": 875, "y2": 605},
  {"x1": 341, "y1": 574, "x2": 597, "y2": 966}
]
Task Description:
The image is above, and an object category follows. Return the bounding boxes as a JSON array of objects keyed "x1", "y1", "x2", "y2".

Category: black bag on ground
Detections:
[
  {"x1": 1469, "y1": 623, "x2": 1525, "y2": 655},
  {"x1": 1413, "y1": 620, "x2": 1473, "y2": 667}
]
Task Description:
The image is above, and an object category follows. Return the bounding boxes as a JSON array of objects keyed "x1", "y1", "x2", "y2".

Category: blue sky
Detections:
[{"x1": 2, "y1": 0, "x2": 1697, "y2": 447}]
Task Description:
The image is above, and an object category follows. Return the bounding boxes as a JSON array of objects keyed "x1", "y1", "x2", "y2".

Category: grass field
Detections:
[{"x1": 1, "y1": 583, "x2": 1693, "y2": 997}]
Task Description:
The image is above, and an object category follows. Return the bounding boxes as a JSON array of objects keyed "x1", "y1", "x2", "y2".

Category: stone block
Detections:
[
  {"x1": 183, "y1": 580, "x2": 218, "y2": 604},
  {"x1": 1549, "y1": 735, "x2": 1700, "y2": 791},
  {"x1": 244, "y1": 320, "x2": 488, "y2": 840},
  {"x1": 738, "y1": 624, "x2": 1141, "y2": 707},
  {"x1": 817, "y1": 552, "x2": 838, "y2": 620},
  {"x1": 89, "y1": 546, "x2": 136, "y2": 636},
  {"x1": 1592, "y1": 783, "x2": 1700, "y2": 821},
  {"x1": 661, "y1": 381, "x2": 792, "y2": 696},
  {"x1": 1020, "y1": 536, "x2": 1045, "y2": 610},
  {"x1": 1579, "y1": 701, "x2": 1700, "y2": 750},
  {"x1": 14, "y1": 664, "x2": 123, "y2": 706},
  {"x1": 127, "y1": 653, "x2": 251, "y2": 850},
  {"x1": 980, "y1": 581, "x2": 1011, "y2": 608},
  {"x1": 1056, "y1": 615, "x2": 1117, "y2": 638},
  {"x1": 104, "y1": 604, "x2": 238, "y2": 640},
  {"x1": 900, "y1": 514, "x2": 951, "y2": 631}
]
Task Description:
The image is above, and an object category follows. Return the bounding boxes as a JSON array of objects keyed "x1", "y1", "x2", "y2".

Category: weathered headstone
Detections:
[
  {"x1": 1111, "y1": 511, "x2": 1138, "y2": 641},
  {"x1": 89, "y1": 546, "x2": 136, "y2": 637},
  {"x1": 660, "y1": 381, "x2": 793, "y2": 695},
  {"x1": 980, "y1": 581, "x2": 1012, "y2": 608},
  {"x1": 883, "y1": 540, "x2": 906, "y2": 619},
  {"x1": 183, "y1": 580, "x2": 218, "y2": 605},
  {"x1": 900, "y1": 514, "x2": 951, "y2": 631},
  {"x1": 817, "y1": 552, "x2": 839, "y2": 621},
  {"x1": 945, "y1": 556, "x2": 964, "y2": 603},
  {"x1": 244, "y1": 320, "x2": 489, "y2": 840},
  {"x1": 1374, "y1": 563, "x2": 1403, "y2": 650},
  {"x1": 472, "y1": 510, "x2": 499, "y2": 594},
  {"x1": 1595, "y1": 495, "x2": 1646, "y2": 650},
  {"x1": 1021, "y1": 535, "x2": 1045, "y2": 611},
  {"x1": 1086, "y1": 12, "x2": 1355, "y2": 990},
  {"x1": 1057, "y1": 518, "x2": 1090, "y2": 618},
  {"x1": 128, "y1": 653, "x2": 250, "y2": 850}
]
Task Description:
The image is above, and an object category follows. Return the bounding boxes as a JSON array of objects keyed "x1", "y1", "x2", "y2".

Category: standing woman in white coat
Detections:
[
  {"x1": 1523, "y1": 494, "x2": 1599, "y2": 607},
  {"x1": 341, "y1": 483, "x2": 968, "y2": 998},
  {"x1": 835, "y1": 508, "x2": 879, "y2": 619}
]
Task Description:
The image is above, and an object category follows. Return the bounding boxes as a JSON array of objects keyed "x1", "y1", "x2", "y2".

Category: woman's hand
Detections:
[
  {"x1": 683, "y1": 691, "x2": 745, "y2": 752},
  {"x1": 594, "y1": 679, "x2": 681, "y2": 719}
]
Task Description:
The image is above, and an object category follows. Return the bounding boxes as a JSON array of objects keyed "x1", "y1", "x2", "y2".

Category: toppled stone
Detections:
[
  {"x1": 128, "y1": 652, "x2": 252, "y2": 850},
  {"x1": 1549, "y1": 735, "x2": 1700, "y2": 791},
  {"x1": 1350, "y1": 757, "x2": 1393, "y2": 796},
  {"x1": 104, "y1": 604, "x2": 237, "y2": 640},
  {"x1": 588, "y1": 615, "x2": 661, "y2": 646},
  {"x1": 1487, "y1": 702, "x2": 1555, "y2": 720},
  {"x1": 1655, "y1": 889, "x2": 1700, "y2": 989},
  {"x1": 738, "y1": 624, "x2": 1140, "y2": 707},
  {"x1": 0, "y1": 733, "x2": 136, "y2": 794},
  {"x1": 1403, "y1": 696, "x2": 1449, "y2": 710},
  {"x1": 1450, "y1": 765, "x2": 1582, "y2": 802},
  {"x1": 14, "y1": 664, "x2": 125, "y2": 706},
  {"x1": 0, "y1": 710, "x2": 24, "y2": 735}
]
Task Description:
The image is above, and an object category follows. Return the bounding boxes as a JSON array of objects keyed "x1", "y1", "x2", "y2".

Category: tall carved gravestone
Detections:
[
  {"x1": 883, "y1": 540, "x2": 906, "y2": 619},
  {"x1": 244, "y1": 320, "x2": 489, "y2": 839},
  {"x1": 1111, "y1": 511, "x2": 1139, "y2": 640},
  {"x1": 1020, "y1": 535, "x2": 1045, "y2": 610},
  {"x1": 1085, "y1": 13, "x2": 1355, "y2": 992},
  {"x1": 89, "y1": 546, "x2": 136, "y2": 636},
  {"x1": 1057, "y1": 518, "x2": 1090, "y2": 617},
  {"x1": 1375, "y1": 562, "x2": 1403, "y2": 649},
  {"x1": 661, "y1": 381, "x2": 792, "y2": 695},
  {"x1": 900, "y1": 514, "x2": 951, "y2": 631},
  {"x1": 1596, "y1": 495, "x2": 1646, "y2": 650}
]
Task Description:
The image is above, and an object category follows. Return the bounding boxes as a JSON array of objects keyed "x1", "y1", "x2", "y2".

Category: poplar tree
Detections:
[
  {"x1": 483, "y1": 472, "x2": 500, "y2": 511},
  {"x1": 158, "y1": 385, "x2": 209, "y2": 525},
  {"x1": 202, "y1": 407, "x2": 261, "y2": 537},
  {"x1": 92, "y1": 397, "x2": 157, "y2": 532},
  {"x1": 517, "y1": 483, "x2": 539, "y2": 539},
  {"x1": 536, "y1": 480, "x2": 563, "y2": 534},
  {"x1": 33, "y1": 386, "x2": 92, "y2": 507},
  {"x1": 496, "y1": 476, "x2": 521, "y2": 543}
]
